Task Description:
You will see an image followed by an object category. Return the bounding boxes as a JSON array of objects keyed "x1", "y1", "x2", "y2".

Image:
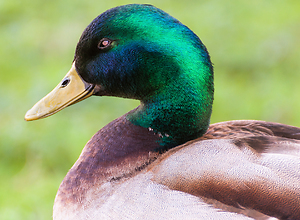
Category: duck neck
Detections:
[{"x1": 127, "y1": 74, "x2": 214, "y2": 149}]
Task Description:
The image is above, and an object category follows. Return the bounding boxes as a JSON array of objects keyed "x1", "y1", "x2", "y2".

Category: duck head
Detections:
[{"x1": 25, "y1": 4, "x2": 214, "y2": 148}]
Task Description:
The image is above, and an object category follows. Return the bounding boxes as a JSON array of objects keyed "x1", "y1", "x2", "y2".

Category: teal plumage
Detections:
[
  {"x1": 25, "y1": 4, "x2": 300, "y2": 220},
  {"x1": 75, "y1": 4, "x2": 214, "y2": 147}
]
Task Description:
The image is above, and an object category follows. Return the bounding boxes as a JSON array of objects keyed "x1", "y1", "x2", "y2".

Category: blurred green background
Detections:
[{"x1": 1, "y1": 0, "x2": 300, "y2": 219}]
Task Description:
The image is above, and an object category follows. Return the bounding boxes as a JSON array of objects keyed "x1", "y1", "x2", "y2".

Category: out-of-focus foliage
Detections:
[{"x1": 1, "y1": 0, "x2": 299, "y2": 219}]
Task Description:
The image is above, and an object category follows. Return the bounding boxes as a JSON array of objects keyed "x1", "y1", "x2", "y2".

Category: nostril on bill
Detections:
[{"x1": 61, "y1": 78, "x2": 70, "y2": 87}]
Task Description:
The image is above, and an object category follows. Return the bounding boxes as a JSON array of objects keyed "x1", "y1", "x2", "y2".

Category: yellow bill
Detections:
[{"x1": 25, "y1": 63, "x2": 95, "y2": 121}]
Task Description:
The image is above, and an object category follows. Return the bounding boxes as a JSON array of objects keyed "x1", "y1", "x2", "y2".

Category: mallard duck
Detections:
[{"x1": 25, "y1": 4, "x2": 300, "y2": 220}]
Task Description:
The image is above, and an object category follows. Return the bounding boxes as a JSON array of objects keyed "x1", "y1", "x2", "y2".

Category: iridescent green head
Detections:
[{"x1": 25, "y1": 4, "x2": 214, "y2": 148}]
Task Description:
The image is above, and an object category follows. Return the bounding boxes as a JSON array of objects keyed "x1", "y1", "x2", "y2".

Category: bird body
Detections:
[
  {"x1": 52, "y1": 116, "x2": 300, "y2": 219},
  {"x1": 25, "y1": 4, "x2": 300, "y2": 219}
]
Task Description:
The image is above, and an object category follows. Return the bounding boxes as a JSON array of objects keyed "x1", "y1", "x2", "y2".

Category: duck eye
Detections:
[
  {"x1": 98, "y1": 38, "x2": 112, "y2": 50},
  {"x1": 61, "y1": 78, "x2": 70, "y2": 87}
]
